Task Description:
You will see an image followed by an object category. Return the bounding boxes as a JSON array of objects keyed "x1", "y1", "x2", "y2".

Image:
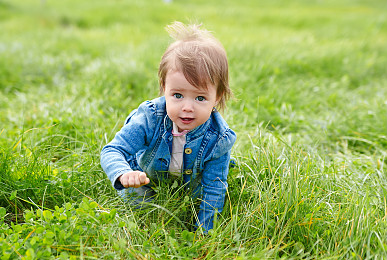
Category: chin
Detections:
[{"x1": 177, "y1": 124, "x2": 195, "y2": 132}]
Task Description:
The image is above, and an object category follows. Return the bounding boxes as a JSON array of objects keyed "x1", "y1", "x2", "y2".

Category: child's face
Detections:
[{"x1": 164, "y1": 70, "x2": 218, "y2": 132}]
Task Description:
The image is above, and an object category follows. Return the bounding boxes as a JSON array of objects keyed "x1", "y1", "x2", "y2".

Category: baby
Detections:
[{"x1": 101, "y1": 21, "x2": 236, "y2": 231}]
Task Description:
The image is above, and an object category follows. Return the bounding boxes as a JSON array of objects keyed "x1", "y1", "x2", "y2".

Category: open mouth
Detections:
[{"x1": 180, "y1": 117, "x2": 194, "y2": 124}]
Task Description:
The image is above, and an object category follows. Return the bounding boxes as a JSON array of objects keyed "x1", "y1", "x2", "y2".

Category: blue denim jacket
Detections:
[{"x1": 100, "y1": 96, "x2": 236, "y2": 231}]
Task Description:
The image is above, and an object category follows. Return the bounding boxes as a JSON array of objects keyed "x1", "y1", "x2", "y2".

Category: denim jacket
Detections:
[{"x1": 100, "y1": 96, "x2": 236, "y2": 231}]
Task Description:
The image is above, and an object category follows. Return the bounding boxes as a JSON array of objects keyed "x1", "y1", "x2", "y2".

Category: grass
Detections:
[{"x1": 0, "y1": 0, "x2": 386, "y2": 258}]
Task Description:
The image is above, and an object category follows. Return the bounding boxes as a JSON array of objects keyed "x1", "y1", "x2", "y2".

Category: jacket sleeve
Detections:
[
  {"x1": 197, "y1": 128, "x2": 236, "y2": 232},
  {"x1": 100, "y1": 101, "x2": 157, "y2": 190}
]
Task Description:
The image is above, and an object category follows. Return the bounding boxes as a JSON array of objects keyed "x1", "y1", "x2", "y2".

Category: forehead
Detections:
[
  {"x1": 165, "y1": 54, "x2": 214, "y2": 87},
  {"x1": 165, "y1": 70, "x2": 215, "y2": 93}
]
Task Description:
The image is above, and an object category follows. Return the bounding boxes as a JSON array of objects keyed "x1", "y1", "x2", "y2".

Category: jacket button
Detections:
[
  {"x1": 184, "y1": 148, "x2": 192, "y2": 154},
  {"x1": 184, "y1": 169, "x2": 193, "y2": 175}
]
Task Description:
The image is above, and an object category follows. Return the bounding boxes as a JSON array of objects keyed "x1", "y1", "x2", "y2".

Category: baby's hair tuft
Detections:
[{"x1": 166, "y1": 22, "x2": 211, "y2": 42}]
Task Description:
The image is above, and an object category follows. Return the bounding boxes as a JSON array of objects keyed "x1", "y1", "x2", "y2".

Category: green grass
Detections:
[{"x1": 1, "y1": 0, "x2": 387, "y2": 258}]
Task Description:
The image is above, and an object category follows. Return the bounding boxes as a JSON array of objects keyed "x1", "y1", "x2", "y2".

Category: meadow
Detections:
[{"x1": 0, "y1": 0, "x2": 387, "y2": 258}]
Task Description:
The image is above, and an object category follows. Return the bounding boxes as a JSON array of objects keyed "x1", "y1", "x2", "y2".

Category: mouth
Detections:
[{"x1": 180, "y1": 117, "x2": 194, "y2": 124}]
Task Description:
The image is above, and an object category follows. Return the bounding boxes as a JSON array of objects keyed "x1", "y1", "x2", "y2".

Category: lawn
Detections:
[{"x1": 0, "y1": 0, "x2": 386, "y2": 258}]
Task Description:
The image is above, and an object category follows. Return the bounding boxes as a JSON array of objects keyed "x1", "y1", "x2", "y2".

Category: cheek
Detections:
[
  {"x1": 166, "y1": 101, "x2": 177, "y2": 116},
  {"x1": 201, "y1": 106, "x2": 213, "y2": 119}
]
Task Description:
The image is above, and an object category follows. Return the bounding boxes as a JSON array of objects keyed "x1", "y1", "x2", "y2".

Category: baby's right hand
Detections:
[{"x1": 119, "y1": 171, "x2": 150, "y2": 188}]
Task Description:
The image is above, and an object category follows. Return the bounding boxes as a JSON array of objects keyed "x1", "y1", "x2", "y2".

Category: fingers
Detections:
[
  {"x1": 119, "y1": 171, "x2": 149, "y2": 188},
  {"x1": 139, "y1": 172, "x2": 150, "y2": 186},
  {"x1": 129, "y1": 173, "x2": 140, "y2": 187}
]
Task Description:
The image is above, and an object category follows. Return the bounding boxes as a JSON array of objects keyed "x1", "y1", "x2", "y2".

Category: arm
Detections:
[
  {"x1": 100, "y1": 101, "x2": 157, "y2": 190},
  {"x1": 197, "y1": 129, "x2": 236, "y2": 232}
]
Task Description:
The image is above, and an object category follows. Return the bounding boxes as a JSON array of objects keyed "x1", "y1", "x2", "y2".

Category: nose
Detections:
[{"x1": 182, "y1": 100, "x2": 194, "y2": 112}]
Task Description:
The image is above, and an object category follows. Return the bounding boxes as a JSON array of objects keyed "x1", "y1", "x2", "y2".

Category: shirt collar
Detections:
[{"x1": 172, "y1": 122, "x2": 189, "y2": 136}]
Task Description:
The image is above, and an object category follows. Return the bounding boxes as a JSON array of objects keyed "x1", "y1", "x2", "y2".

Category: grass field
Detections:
[{"x1": 1, "y1": 0, "x2": 387, "y2": 258}]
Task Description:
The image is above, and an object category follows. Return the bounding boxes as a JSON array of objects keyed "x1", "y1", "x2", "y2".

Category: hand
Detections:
[{"x1": 119, "y1": 171, "x2": 150, "y2": 188}]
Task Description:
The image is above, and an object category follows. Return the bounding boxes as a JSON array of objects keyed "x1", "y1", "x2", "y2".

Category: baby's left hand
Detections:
[{"x1": 119, "y1": 171, "x2": 150, "y2": 188}]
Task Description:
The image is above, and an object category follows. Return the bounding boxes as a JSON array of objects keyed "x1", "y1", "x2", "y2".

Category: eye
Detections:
[
  {"x1": 173, "y1": 93, "x2": 183, "y2": 99},
  {"x1": 196, "y1": 96, "x2": 206, "y2": 102}
]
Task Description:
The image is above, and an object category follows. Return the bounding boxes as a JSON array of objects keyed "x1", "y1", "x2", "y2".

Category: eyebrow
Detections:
[{"x1": 169, "y1": 88, "x2": 209, "y2": 95}]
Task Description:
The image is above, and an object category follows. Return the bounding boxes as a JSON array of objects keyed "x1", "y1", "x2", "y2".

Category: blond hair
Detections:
[{"x1": 158, "y1": 21, "x2": 231, "y2": 111}]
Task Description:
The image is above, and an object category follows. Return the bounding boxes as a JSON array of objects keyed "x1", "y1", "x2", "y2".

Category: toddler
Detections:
[{"x1": 100, "y1": 21, "x2": 236, "y2": 231}]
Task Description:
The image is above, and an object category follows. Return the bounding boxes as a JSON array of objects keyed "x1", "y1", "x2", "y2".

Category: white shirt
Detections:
[{"x1": 168, "y1": 122, "x2": 188, "y2": 176}]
